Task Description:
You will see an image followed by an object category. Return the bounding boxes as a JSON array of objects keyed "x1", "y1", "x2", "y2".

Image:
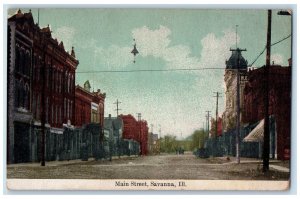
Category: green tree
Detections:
[{"x1": 190, "y1": 129, "x2": 208, "y2": 151}]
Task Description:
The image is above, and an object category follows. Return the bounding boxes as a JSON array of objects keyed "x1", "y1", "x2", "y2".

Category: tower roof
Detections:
[{"x1": 226, "y1": 48, "x2": 248, "y2": 70}]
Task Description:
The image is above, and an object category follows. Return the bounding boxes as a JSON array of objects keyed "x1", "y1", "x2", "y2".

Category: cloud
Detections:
[
  {"x1": 94, "y1": 45, "x2": 132, "y2": 69},
  {"x1": 132, "y1": 25, "x2": 171, "y2": 58},
  {"x1": 200, "y1": 30, "x2": 239, "y2": 68},
  {"x1": 52, "y1": 26, "x2": 75, "y2": 52},
  {"x1": 270, "y1": 53, "x2": 284, "y2": 65}
]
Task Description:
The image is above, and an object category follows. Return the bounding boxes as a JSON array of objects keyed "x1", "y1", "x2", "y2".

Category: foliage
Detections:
[{"x1": 190, "y1": 129, "x2": 209, "y2": 151}]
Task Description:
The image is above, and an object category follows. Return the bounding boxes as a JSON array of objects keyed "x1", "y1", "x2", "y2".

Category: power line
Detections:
[
  {"x1": 75, "y1": 35, "x2": 291, "y2": 73},
  {"x1": 249, "y1": 34, "x2": 291, "y2": 67},
  {"x1": 76, "y1": 67, "x2": 226, "y2": 73},
  {"x1": 271, "y1": 34, "x2": 291, "y2": 47}
]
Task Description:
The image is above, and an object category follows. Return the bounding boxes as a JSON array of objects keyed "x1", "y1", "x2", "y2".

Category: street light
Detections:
[{"x1": 277, "y1": 10, "x2": 291, "y2": 16}]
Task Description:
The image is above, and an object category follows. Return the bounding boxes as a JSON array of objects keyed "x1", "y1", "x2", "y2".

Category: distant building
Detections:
[
  {"x1": 148, "y1": 132, "x2": 159, "y2": 155},
  {"x1": 137, "y1": 120, "x2": 149, "y2": 155},
  {"x1": 7, "y1": 10, "x2": 79, "y2": 163},
  {"x1": 104, "y1": 114, "x2": 123, "y2": 156},
  {"x1": 74, "y1": 80, "x2": 106, "y2": 127},
  {"x1": 243, "y1": 63, "x2": 291, "y2": 160},
  {"x1": 120, "y1": 114, "x2": 149, "y2": 155}
]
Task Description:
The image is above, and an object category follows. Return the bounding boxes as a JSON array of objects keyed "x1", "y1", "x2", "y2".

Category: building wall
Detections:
[
  {"x1": 74, "y1": 85, "x2": 105, "y2": 128},
  {"x1": 222, "y1": 70, "x2": 247, "y2": 132},
  {"x1": 243, "y1": 65, "x2": 291, "y2": 160},
  {"x1": 7, "y1": 10, "x2": 78, "y2": 163}
]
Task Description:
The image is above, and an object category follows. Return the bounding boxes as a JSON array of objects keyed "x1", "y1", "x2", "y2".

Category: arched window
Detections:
[
  {"x1": 68, "y1": 73, "x2": 71, "y2": 93},
  {"x1": 18, "y1": 79, "x2": 24, "y2": 108},
  {"x1": 14, "y1": 79, "x2": 20, "y2": 107},
  {"x1": 64, "y1": 98, "x2": 66, "y2": 119},
  {"x1": 19, "y1": 49, "x2": 25, "y2": 74},
  {"x1": 25, "y1": 50, "x2": 31, "y2": 76},
  {"x1": 24, "y1": 83, "x2": 30, "y2": 110},
  {"x1": 15, "y1": 45, "x2": 20, "y2": 72},
  {"x1": 33, "y1": 55, "x2": 37, "y2": 80},
  {"x1": 51, "y1": 66, "x2": 56, "y2": 91},
  {"x1": 64, "y1": 71, "x2": 68, "y2": 92},
  {"x1": 32, "y1": 93, "x2": 36, "y2": 117},
  {"x1": 70, "y1": 101, "x2": 73, "y2": 122},
  {"x1": 51, "y1": 104, "x2": 54, "y2": 124},
  {"x1": 59, "y1": 72, "x2": 62, "y2": 93}
]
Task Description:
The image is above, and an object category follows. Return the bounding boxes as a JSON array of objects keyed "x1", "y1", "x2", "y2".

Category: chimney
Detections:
[{"x1": 288, "y1": 58, "x2": 292, "y2": 67}]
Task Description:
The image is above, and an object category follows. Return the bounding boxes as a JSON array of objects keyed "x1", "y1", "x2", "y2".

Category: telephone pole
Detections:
[
  {"x1": 114, "y1": 99, "x2": 121, "y2": 116},
  {"x1": 213, "y1": 92, "x2": 222, "y2": 156},
  {"x1": 263, "y1": 10, "x2": 272, "y2": 172},
  {"x1": 229, "y1": 47, "x2": 246, "y2": 164},
  {"x1": 205, "y1": 111, "x2": 211, "y2": 134},
  {"x1": 137, "y1": 113, "x2": 142, "y2": 156}
]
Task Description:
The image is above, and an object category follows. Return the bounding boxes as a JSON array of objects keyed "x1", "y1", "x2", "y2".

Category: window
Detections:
[
  {"x1": 14, "y1": 80, "x2": 19, "y2": 107},
  {"x1": 51, "y1": 104, "x2": 54, "y2": 124},
  {"x1": 25, "y1": 50, "x2": 31, "y2": 76},
  {"x1": 32, "y1": 93, "x2": 36, "y2": 117},
  {"x1": 55, "y1": 105, "x2": 58, "y2": 124},
  {"x1": 46, "y1": 97, "x2": 49, "y2": 123},
  {"x1": 70, "y1": 101, "x2": 73, "y2": 121},
  {"x1": 24, "y1": 83, "x2": 29, "y2": 110},
  {"x1": 37, "y1": 94, "x2": 40, "y2": 120},
  {"x1": 15, "y1": 45, "x2": 20, "y2": 72},
  {"x1": 64, "y1": 98, "x2": 66, "y2": 119}
]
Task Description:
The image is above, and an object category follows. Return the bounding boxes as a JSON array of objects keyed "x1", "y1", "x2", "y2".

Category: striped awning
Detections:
[{"x1": 243, "y1": 119, "x2": 264, "y2": 142}]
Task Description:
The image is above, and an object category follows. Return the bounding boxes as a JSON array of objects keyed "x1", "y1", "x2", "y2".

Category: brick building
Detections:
[
  {"x1": 243, "y1": 63, "x2": 291, "y2": 160},
  {"x1": 74, "y1": 80, "x2": 106, "y2": 127},
  {"x1": 7, "y1": 9, "x2": 79, "y2": 163},
  {"x1": 121, "y1": 114, "x2": 138, "y2": 140},
  {"x1": 137, "y1": 120, "x2": 149, "y2": 155},
  {"x1": 120, "y1": 114, "x2": 149, "y2": 155}
]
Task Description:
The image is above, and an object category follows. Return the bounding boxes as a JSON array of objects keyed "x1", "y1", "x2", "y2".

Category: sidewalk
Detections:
[
  {"x1": 7, "y1": 155, "x2": 139, "y2": 168},
  {"x1": 217, "y1": 156, "x2": 290, "y2": 173}
]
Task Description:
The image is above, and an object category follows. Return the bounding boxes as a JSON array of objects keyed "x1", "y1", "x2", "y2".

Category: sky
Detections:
[{"x1": 8, "y1": 8, "x2": 291, "y2": 139}]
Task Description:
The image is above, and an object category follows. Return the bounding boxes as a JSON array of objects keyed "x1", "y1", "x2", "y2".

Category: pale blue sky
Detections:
[{"x1": 9, "y1": 8, "x2": 291, "y2": 138}]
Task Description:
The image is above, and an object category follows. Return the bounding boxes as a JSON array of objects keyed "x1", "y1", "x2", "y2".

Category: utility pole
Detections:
[
  {"x1": 205, "y1": 111, "x2": 211, "y2": 134},
  {"x1": 263, "y1": 9, "x2": 272, "y2": 172},
  {"x1": 114, "y1": 99, "x2": 121, "y2": 116},
  {"x1": 213, "y1": 92, "x2": 222, "y2": 156},
  {"x1": 137, "y1": 113, "x2": 142, "y2": 156},
  {"x1": 230, "y1": 24, "x2": 247, "y2": 163},
  {"x1": 230, "y1": 25, "x2": 247, "y2": 164}
]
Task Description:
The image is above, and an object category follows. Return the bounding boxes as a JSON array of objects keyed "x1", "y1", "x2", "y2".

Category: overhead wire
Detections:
[{"x1": 76, "y1": 34, "x2": 291, "y2": 73}]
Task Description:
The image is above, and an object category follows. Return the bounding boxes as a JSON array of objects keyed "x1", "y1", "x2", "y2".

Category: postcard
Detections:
[{"x1": 6, "y1": 7, "x2": 292, "y2": 191}]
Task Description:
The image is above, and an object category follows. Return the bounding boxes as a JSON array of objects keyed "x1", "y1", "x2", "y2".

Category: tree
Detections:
[{"x1": 190, "y1": 129, "x2": 208, "y2": 150}]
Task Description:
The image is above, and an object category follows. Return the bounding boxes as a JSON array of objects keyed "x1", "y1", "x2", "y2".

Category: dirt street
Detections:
[{"x1": 7, "y1": 153, "x2": 290, "y2": 180}]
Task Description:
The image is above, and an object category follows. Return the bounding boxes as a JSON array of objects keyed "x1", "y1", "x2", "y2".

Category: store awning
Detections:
[{"x1": 243, "y1": 119, "x2": 264, "y2": 142}]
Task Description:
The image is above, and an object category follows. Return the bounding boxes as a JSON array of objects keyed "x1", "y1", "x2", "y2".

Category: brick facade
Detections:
[{"x1": 243, "y1": 64, "x2": 291, "y2": 160}]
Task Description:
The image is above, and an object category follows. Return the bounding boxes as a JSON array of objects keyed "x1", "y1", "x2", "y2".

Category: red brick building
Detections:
[
  {"x1": 243, "y1": 63, "x2": 291, "y2": 160},
  {"x1": 120, "y1": 114, "x2": 149, "y2": 155},
  {"x1": 74, "y1": 80, "x2": 106, "y2": 127},
  {"x1": 137, "y1": 120, "x2": 149, "y2": 155},
  {"x1": 121, "y1": 114, "x2": 138, "y2": 140},
  {"x1": 7, "y1": 9, "x2": 79, "y2": 163}
]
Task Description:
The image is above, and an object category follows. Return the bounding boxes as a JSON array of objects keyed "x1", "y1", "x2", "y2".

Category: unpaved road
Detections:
[{"x1": 7, "y1": 153, "x2": 290, "y2": 180}]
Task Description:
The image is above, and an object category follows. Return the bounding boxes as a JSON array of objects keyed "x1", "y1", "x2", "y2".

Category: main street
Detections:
[{"x1": 7, "y1": 153, "x2": 289, "y2": 180}]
